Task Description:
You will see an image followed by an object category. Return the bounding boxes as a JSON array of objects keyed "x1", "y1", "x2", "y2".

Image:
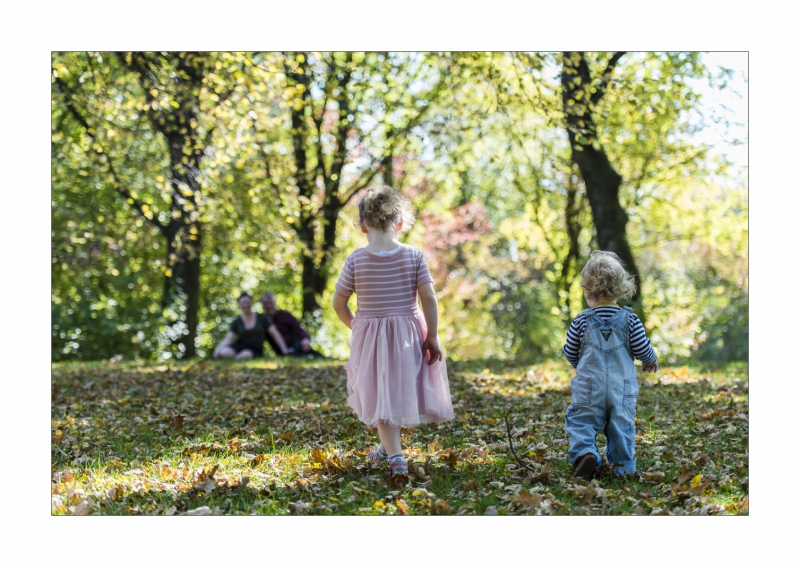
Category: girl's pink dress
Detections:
[{"x1": 335, "y1": 244, "x2": 454, "y2": 427}]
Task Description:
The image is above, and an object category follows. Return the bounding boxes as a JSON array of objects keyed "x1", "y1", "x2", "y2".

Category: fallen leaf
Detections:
[
  {"x1": 440, "y1": 448, "x2": 459, "y2": 466},
  {"x1": 433, "y1": 499, "x2": 452, "y2": 515},
  {"x1": 511, "y1": 489, "x2": 542, "y2": 508},
  {"x1": 527, "y1": 462, "x2": 551, "y2": 485},
  {"x1": 194, "y1": 478, "x2": 216, "y2": 493},
  {"x1": 289, "y1": 501, "x2": 308, "y2": 514},
  {"x1": 73, "y1": 498, "x2": 93, "y2": 515},
  {"x1": 185, "y1": 506, "x2": 213, "y2": 516},
  {"x1": 642, "y1": 471, "x2": 665, "y2": 482},
  {"x1": 169, "y1": 414, "x2": 185, "y2": 432}
]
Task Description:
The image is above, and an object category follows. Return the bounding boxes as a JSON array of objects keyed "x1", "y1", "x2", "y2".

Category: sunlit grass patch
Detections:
[{"x1": 52, "y1": 359, "x2": 748, "y2": 515}]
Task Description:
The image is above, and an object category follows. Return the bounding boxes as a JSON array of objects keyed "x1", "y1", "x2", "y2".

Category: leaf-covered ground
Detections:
[{"x1": 51, "y1": 358, "x2": 748, "y2": 516}]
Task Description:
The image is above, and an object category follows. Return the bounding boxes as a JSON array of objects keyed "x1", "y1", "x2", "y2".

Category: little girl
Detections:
[
  {"x1": 564, "y1": 251, "x2": 658, "y2": 480},
  {"x1": 332, "y1": 185, "x2": 454, "y2": 477}
]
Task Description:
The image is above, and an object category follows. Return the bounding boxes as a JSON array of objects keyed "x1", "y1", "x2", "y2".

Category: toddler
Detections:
[
  {"x1": 332, "y1": 185, "x2": 454, "y2": 477},
  {"x1": 564, "y1": 251, "x2": 658, "y2": 479}
]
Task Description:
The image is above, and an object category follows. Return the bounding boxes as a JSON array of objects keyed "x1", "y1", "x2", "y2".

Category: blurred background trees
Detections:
[{"x1": 51, "y1": 51, "x2": 747, "y2": 364}]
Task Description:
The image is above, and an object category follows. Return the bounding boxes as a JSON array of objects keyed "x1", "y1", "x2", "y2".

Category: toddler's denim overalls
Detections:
[{"x1": 565, "y1": 306, "x2": 639, "y2": 473}]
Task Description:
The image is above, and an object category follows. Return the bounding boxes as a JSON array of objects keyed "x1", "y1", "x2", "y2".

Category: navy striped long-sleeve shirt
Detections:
[{"x1": 563, "y1": 305, "x2": 657, "y2": 367}]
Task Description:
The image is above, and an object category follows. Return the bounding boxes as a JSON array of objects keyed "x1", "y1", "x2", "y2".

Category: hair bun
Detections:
[{"x1": 358, "y1": 185, "x2": 416, "y2": 233}]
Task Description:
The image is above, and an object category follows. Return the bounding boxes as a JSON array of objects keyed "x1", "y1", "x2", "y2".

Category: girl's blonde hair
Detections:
[
  {"x1": 581, "y1": 250, "x2": 637, "y2": 302},
  {"x1": 358, "y1": 185, "x2": 415, "y2": 233}
]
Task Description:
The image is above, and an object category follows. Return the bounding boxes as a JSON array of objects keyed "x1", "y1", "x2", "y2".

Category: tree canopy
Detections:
[{"x1": 51, "y1": 51, "x2": 747, "y2": 364}]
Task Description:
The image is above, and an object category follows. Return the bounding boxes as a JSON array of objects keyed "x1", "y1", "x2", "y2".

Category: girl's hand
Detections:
[
  {"x1": 642, "y1": 363, "x2": 658, "y2": 373},
  {"x1": 422, "y1": 335, "x2": 443, "y2": 365}
]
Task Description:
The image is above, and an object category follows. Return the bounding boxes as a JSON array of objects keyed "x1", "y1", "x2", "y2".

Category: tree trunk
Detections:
[
  {"x1": 559, "y1": 168, "x2": 582, "y2": 327},
  {"x1": 121, "y1": 51, "x2": 210, "y2": 357},
  {"x1": 286, "y1": 52, "x2": 349, "y2": 319},
  {"x1": 561, "y1": 52, "x2": 644, "y2": 317}
]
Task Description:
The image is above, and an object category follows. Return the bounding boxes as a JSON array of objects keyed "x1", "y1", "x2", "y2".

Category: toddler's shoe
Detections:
[
  {"x1": 388, "y1": 458, "x2": 409, "y2": 477},
  {"x1": 572, "y1": 453, "x2": 597, "y2": 480}
]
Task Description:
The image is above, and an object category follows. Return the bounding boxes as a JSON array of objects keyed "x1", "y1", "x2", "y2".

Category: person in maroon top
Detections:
[{"x1": 261, "y1": 292, "x2": 324, "y2": 358}]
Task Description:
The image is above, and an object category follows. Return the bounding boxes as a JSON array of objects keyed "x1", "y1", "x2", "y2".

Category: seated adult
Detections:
[
  {"x1": 261, "y1": 292, "x2": 324, "y2": 358},
  {"x1": 213, "y1": 293, "x2": 292, "y2": 359}
]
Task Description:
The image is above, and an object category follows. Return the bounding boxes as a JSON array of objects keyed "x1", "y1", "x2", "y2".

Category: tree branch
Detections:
[
  {"x1": 505, "y1": 415, "x2": 538, "y2": 473},
  {"x1": 591, "y1": 51, "x2": 625, "y2": 105},
  {"x1": 312, "y1": 55, "x2": 335, "y2": 185},
  {"x1": 53, "y1": 75, "x2": 166, "y2": 235},
  {"x1": 341, "y1": 167, "x2": 383, "y2": 205},
  {"x1": 115, "y1": 51, "x2": 167, "y2": 136},
  {"x1": 340, "y1": 63, "x2": 450, "y2": 205}
]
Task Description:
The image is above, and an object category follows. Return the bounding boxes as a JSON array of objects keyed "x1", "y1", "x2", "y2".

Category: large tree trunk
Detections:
[
  {"x1": 561, "y1": 52, "x2": 644, "y2": 316},
  {"x1": 122, "y1": 51, "x2": 210, "y2": 357}
]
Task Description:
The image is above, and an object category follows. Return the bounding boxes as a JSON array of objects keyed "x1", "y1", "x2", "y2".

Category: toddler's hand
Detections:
[
  {"x1": 422, "y1": 336, "x2": 443, "y2": 365},
  {"x1": 642, "y1": 363, "x2": 658, "y2": 373}
]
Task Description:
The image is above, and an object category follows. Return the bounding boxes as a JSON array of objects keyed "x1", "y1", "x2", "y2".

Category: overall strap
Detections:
[
  {"x1": 618, "y1": 305, "x2": 634, "y2": 357},
  {"x1": 577, "y1": 308, "x2": 597, "y2": 358},
  {"x1": 611, "y1": 305, "x2": 633, "y2": 324}
]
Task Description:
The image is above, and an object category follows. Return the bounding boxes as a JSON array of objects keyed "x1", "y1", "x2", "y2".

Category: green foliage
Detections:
[{"x1": 52, "y1": 51, "x2": 747, "y2": 364}]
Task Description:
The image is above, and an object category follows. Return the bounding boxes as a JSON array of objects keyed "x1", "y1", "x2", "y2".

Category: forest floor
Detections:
[{"x1": 51, "y1": 357, "x2": 749, "y2": 516}]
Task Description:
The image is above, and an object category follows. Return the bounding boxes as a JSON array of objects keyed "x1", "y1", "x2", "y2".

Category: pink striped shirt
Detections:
[{"x1": 335, "y1": 244, "x2": 434, "y2": 314}]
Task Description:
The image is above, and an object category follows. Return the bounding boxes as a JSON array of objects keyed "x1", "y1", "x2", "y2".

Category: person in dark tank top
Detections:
[{"x1": 213, "y1": 293, "x2": 292, "y2": 359}]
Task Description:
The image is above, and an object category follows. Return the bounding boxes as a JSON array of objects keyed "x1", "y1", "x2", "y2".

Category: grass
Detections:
[{"x1": 51, "y1": 357, "x2": 749, "y2": 516}]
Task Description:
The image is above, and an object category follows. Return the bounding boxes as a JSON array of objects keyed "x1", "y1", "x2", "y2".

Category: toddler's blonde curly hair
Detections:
[
  {"x1": 358, "y1": 185, "x2": 415, "y2": 232},
  {"x1": 581, "y1": 250, "x2": 637, "y2": 303}
]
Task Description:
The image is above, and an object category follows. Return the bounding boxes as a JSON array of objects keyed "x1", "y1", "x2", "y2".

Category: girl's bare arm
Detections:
[
  {"x1": 418, "y1": 283, "x2": 442, "y2": 364},
  {"x1": 332, "y1": 291, "x2": 354, "y2": 329}
]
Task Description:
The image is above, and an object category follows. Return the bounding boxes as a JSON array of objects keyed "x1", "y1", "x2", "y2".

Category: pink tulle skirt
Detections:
[{"x1": 345, "y1": 308, "x2": 454, "y2": 428}]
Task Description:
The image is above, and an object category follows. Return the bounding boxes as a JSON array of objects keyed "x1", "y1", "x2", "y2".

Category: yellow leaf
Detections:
[
  {"x1": 374, "y1": 501, "x2": 384, "y2": 509},
  {"x1": 690, "y1": 475, "x2": 702, "y2": 489}
]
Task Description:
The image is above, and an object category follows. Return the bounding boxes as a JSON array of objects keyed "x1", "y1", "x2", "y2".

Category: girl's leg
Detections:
[
  {"x1": 377, "y1": 422, "x2": 408, "y2": 475},
  {"x1": 376, "y1": 422, "x2": 402, "y2": 456}
]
